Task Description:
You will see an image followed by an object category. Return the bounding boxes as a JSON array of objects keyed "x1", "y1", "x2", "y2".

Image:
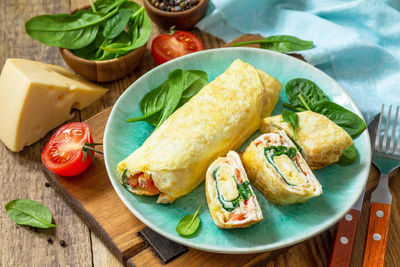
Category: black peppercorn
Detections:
[
  {"x1": 47, "y1": 237, "x2": 53, "y2": 244},
  {"x1": 59, "y1": 240, "x2": 67, "y2": 247},
  {"x1": 44, "y1": 182, "x2": 50, "y2": 187}
]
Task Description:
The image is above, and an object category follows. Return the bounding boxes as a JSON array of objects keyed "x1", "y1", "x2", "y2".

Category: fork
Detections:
[{"x1": 362, "y1": 104, "x2": 400, "y2": 267}]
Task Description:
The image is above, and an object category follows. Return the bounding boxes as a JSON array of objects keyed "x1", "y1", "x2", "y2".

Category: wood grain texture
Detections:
[
  {"x1": 0, "y1": 0, "x2": 93, "y2": 266},
  {"x1": 362, "y1": 202, "x2": 391, "y2": 267},
  {"x1": 328, "y1": 209, "x2": 361, "y2": 267},
  {"x1": 1, "y1": 0, "x2": 400, "y2": 267}
]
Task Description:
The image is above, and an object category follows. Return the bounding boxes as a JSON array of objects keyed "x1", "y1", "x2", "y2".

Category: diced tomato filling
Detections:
[
  {"x1": 128, "y1": 172, "x2": 160, "y2": 194},
  {"x1": 128, "y1": 172, "x2": 142, "y2": 188},
  {"x1": 231, "y1": 210, "x2": 246, "y2": 222},
  {"x1": 235, "y1": 168, "x2": 242, "y2": 183}
]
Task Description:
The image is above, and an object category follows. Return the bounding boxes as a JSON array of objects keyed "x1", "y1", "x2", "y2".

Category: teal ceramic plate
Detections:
[{"x1": 103, "y1": 47, "x2": 371, "y2": 254}]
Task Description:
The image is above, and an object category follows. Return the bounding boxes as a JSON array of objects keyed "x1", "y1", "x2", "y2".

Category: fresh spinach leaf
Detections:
[
  {"x1": 176, "y1": 205, "x2": 201, "y2": 236},
  {"x1": 127, "y1": 69, "x2": 208, "y2": 127},
  {"x1": 101, "y1": 7, "x2": 151, "y2": 52},
  {"x1": 285, "y1": 78, "x2": 329, "y2": 110},
  {"x1": 126, "y1": 80, "x2": 168, "y2": 125},
  {"x1": 5, "y1": 199, "x2": 56, "y2": 228},
  {"x1": 95, "y1": 0, "x2": 127, "y2": 13},
  {"x1": 310, "y1": 101, "x2": 366, "y2": 138},
  {"x1": 282, "y1": 109, "x2": 299, "y2": 140},
  {"x1": 25, "y1": 9, "x2": 118, "y2": 49},
  {"x1": 71, "y1": 31, "x2": 106, "y2": 60},
  {"x1": 232, "y1": 35, "x2": 313, "y2": 53},
  {"x1": 338, "y1": 144, "x2": 357, "y2": 165},
  {"x1": 157, "y1": 69, "x2": 185, "y2": 127},
  {"x1": 103, "y1": 8, "x2": 133, "y2": 39}
]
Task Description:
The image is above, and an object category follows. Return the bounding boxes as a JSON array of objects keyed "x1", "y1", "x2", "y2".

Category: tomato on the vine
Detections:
[
  {"x1": 151, "y1": 31, "x2": 204, "y2": 65},
  {"x1": 41, "y1": 122, "x2": 101, "y2": 177}
]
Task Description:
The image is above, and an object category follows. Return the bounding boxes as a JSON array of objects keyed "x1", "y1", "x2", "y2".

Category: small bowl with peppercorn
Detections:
[
  {"x1": 144, "y1": 0, "x2": 208, "y2": 30},
  {"x1": 57, "y1": 3, "x2": 152, "y2": 82}
]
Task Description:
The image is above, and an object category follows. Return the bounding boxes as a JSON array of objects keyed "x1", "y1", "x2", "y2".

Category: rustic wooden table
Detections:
[{"x1": 1, "y1": 0, "x2": 399, "y2": 266}]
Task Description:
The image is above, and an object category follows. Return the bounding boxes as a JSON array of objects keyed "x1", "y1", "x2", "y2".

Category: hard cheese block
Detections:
[{"x1": 0, "y1": 58, "x2": 108, "y2": 152}]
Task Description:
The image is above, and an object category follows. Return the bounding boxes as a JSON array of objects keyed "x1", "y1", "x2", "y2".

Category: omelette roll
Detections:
[
  {"x1": 242, "y1": 131, "x2": 322, "y2": 205},
  {"x1": 206, "y1": 151, "x2": 263, "y2": 229},
  {"x1": 261, "y1": 111, "x2": 353, "y2": 169},
  {"x1": 117, "y1": 59, "x2": 282, "y2": 203}
]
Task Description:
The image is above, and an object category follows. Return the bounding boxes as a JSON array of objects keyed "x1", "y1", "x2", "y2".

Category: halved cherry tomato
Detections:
[
  {"x1": 151, "y1": 31, "x2": 204, "y2": 65},
  {"x1": 41, "y1": 122, "x2": 96, "y2": 177}
]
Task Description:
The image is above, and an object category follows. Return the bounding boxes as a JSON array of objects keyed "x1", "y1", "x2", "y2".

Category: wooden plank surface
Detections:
[{"x1": 1, "y1": 0, "x2": 399, "y2": 267}]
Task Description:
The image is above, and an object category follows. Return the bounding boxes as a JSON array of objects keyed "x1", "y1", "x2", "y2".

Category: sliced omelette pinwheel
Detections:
[
  {"x1": 242, "y1": 131, "x2": 322, "y2": 205},
  {"x1": 206, "y1": 151, "x2": 263, "y2": 229}
]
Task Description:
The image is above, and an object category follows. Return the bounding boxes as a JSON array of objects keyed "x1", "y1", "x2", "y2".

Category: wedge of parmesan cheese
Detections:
[{"x1": 0, "y1": 58, "x2": 108, "y2": 152}]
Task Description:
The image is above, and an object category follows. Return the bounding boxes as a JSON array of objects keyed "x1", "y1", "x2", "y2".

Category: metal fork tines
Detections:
[
  {"x1": 363, "y1": 104, "x2": 400, "y2": 266},
  {"x1": 371, "y1": 104, "x2": 400, "y2": 204},
  {"x1": 375, "y1": 104, "x2": 400, "y2": 159}
]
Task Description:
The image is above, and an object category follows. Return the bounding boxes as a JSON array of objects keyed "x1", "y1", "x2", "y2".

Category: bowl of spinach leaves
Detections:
[{"x1": 25, "y1": 0, "x2": 152, "y2": 82}]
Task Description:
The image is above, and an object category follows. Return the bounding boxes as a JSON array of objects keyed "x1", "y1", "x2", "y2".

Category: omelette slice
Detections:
[
  {"x1": 261, "y1": 111, "x2": 353, "y2": 169},
  {"x1": 206, "y1": 151, "x2": 263, "y2": 229},
  {"x1": 117, "y1": 59, "x2": 282, "y2": 203},
  {"x1": 242, "y1": 131, "x2": 322, "y2": 205}
]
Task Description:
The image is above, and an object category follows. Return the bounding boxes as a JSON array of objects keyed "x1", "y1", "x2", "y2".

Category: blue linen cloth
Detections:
[{"x1": 197, "y1": 0, "x2": 400, "y2": 123}]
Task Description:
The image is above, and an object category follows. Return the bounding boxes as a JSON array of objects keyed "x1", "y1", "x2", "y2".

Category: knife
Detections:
[{"x1": 328, "y1": 113, "x2": 380, "y2": 267}]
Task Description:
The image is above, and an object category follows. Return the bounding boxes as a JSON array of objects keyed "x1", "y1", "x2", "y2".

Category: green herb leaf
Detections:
[
  {"x1": 310, "y1": 101, "x2": 366, "y2": 138},
  {"x1": 157, "y1": 69, "x2": 185, "y2": 127},
  {"x1": 95, "y1": 0, "x2": 127, "y2": 13},
  {"x1": 25, "y1": 10, "x2": 118, "y2": 49},
  {"x1": 176, "y1": 205, "x2": 201, "y2": 237},
  {"x1": 126, "y1": 69, "x2": 208, "y2": 127},
  {"x1": 285, "y1": 78, "x2": 329, "y2": 110},
  {"x1": 338, "y1": 144, "x2": 357, "y2": 165},
  {"x1": 103, "y1": 8, "x2": 134, "y2": 39},
  {"x1": 282, "y1": 109, "x2": 299, "y2": 140},
  {"x1": 264, "y1": 146, "x2": 299, "y2": 186},
  {"x1": 5, "y1": 199, "x2": 56, "y2": 228},
  {"x1": 232, "y1": 35, "x2": 313, "y2": 53}
]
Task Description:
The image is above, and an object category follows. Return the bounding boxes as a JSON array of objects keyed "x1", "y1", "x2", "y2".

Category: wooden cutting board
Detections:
[{"x1": 42, "y1": 35, "x2": 400, "y2": 267}]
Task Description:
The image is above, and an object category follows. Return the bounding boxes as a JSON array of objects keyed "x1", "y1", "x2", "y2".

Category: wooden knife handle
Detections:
[
  {"x1": 328, "y1": 209, "x2": 360, "y2": 267},
  {"x1": 362, "y1": 202, "x2": 391, "y2": 267}
]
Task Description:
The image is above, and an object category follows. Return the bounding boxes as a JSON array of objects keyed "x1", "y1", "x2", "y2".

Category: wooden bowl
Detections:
[
  {"x1": 143, "y1": 0, "x2": 208, "y2": 30},
  {"x1": 59, "y1": 4, "x2": 147, "y2": 82}
]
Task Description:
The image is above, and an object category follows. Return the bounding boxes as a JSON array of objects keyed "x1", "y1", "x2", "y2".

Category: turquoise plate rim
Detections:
[{"x1": 103, "y1": 47, "x2": 371, "y2": 254}]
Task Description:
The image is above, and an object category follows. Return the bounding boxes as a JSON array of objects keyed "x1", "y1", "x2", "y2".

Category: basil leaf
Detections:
[
  {"x1": 103, "y1": 8, "x2": 133, "y2": 39},
  {"x1": 5, "y1": 199, "x2": 56, "y2": 228},
  {"x1": 25, "y1": 10, "x2": 118, "y2": 49},
  {"x1": 338, "y1": 144, "x2": 357, "y2": 165},
  {"x1": 282, "y1": 109, "x2": 299, "y2": 140},
  {"x1": 310, "y1": 101, "x2": 366, "y2": 138},
  {"x1": 232, "y1": 35, "x2": 313, "y2": 53},
  {"x1": 176, "y1": 205, "x2": 201, "y2": 236},
  {"x1": 285, "y1": 78, "x2": 329, "y2": 110}
]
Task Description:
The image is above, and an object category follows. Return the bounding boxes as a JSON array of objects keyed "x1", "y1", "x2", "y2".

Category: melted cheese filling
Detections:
[
  {"x1": 216, "y1": 164, "x2": 239, "y2": 201},
  {"x1": 274, "y1": 155, "x2": 304, "y2": 185}
]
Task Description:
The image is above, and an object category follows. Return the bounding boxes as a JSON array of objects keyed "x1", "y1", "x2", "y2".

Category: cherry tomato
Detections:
[
  {"x1": 151, "y1": 31, "x2": 204, "y2": 65},
  {"x1": 41, "y1": 122, "x2": 95, "y2": 177}
]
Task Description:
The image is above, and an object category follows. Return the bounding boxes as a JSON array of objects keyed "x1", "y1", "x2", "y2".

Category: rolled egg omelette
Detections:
[
  {"x1": 206, "y1": 151, "x2": 263, "y2": 229},
  {"x1": 242, "y1": 131, "x2": 322, "y2": 205},
  {"x1": 117, "y1": 59, "x2": 282, "y2": 203},
  {"x1": 261, "y1": 111, "x2": 353, "y2": 169}
]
